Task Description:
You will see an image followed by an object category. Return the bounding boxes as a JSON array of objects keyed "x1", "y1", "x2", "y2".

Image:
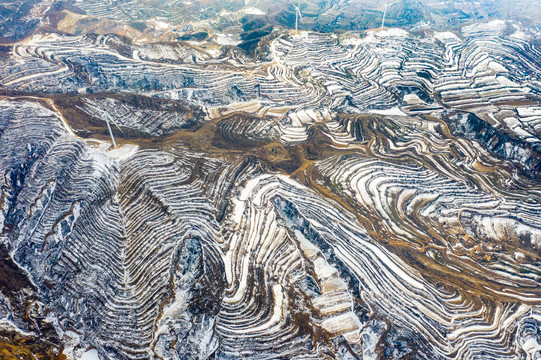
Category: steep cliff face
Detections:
[{"x1": 442, "y1": 110, "x2": 541, "y2": 180}]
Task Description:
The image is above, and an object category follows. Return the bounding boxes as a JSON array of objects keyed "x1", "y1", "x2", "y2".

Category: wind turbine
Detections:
[
  {"x1": 381, "y1": 0, "x2": 400, "y2": 29},
  {"x1": 103, "y1": 113, "x2": 118, "y2": 149},
  {"x1": 293, "y1": 2, "x2": 303, "y2": 35},
  {"x1": 82, "y1": 100, "x2": 123, "y2": 149}
]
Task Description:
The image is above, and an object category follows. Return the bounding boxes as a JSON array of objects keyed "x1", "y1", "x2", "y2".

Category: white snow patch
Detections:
[
  {"x1": 497, "y1": 75, "x2": 518, "y2": 87},
  {"x1": 521, "y1": 336, "x2": 541, "y2": 356},
  {"x1": 241, "y1": 7, "x2": 265, "y2": 16},
  {"x1": 215, "y1": 34, "x2": 241, "y2": 46},
  {"x1": 205, "y1": 47, "x2": 221, "y2": 58},
  {"x1": 343, "y1": 28, "x2": 408, "y2": 45},
  {"x1": 403, "y1": 94, "x2": 424, "y2": 105},
  {"x1": 510, "y1": 25, "x2": 528, "y2": 40},
  {"x1": 150, "y1": 20, "x2": 170, "y2": 31},
  {"x1": 79, "y1": 349, "x2": 100, "y2": 360},
  {"x1": 376, "y1": 28, "x2": 409, "y2": 38},
  {"x1": 489, "y1": 61, "x2": 507, "y2": 73},
  {"x1": 517, "y1": 107, "x2": 541, "y2": 117},
  {"x1": 340, "y1": 36, "x2": 366, "y2": 46},
  {"x1": 97, "y1": 143, "x2": 139, "y2": 161},
  {"x1": 369, "y1": 106, "x2": 406, "y2": 116},
  {"x1": 313, "y1": 257, "x2": 339, "y2": 280},
  {"x1": 433, "y1": 31, "x2": 461, "y2": 42}
]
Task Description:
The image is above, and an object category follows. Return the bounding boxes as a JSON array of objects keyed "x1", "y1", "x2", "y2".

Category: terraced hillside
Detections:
[{"x1": 0, "y1": 13, "x2": 541, "y2": 360}]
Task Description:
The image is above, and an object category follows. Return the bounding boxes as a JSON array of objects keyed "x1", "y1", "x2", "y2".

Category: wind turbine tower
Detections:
[
  {"x1": 293, "y1": 2, "x2": 303, "y2": 35},
  {"x1": 83, "y1": 101, "x2": 121, "y2": 149},
  {"x1": 381, "y1": 0, "x2": 400, "y2": 29},
  {"x1": 103, "y1": 113, "x2": 118, "y2": 149}
]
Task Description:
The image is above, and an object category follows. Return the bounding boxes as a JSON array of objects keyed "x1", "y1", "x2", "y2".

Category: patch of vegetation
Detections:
[{"x1": 179, "y1": 31, "x2": 208, "y2": 42}]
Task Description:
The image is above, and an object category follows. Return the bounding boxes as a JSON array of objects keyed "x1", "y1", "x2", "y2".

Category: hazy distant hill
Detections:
[{"x1": 2, "y1": 0, "x2": 541, "y2": 46}]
